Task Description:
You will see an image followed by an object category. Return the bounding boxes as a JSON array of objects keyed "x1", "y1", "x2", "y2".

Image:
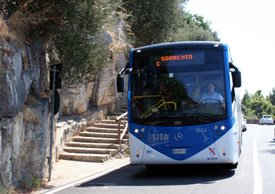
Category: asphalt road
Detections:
[{"x1": 54, "y1": 124, "x2": 275, "y2": 194}]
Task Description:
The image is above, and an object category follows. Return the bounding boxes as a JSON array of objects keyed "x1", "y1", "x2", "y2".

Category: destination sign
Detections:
[
  {"x1": 160, "y1": 54, "x2": 193, "y2": 61},
  {"x1": 154, "y1": 52, "x2": 205, "y2": 67}
]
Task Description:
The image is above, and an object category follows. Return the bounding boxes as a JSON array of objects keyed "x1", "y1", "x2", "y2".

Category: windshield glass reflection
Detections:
[{"x1": 131, "y1": 49, "x2": 227, "y2": 126}]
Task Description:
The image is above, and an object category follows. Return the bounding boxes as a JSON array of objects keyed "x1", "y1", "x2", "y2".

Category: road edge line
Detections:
[
  {"x1": 44, "y1": 160, "x2": 130, "y2": 194},
  {"x1": 253, "y1": 127, "x2": 262, "y2": 194}
]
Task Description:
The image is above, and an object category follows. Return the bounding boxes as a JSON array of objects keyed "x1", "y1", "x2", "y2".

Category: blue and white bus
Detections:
[{"x1": 117, "y1": 41, "x2": 243, "y2": 169}]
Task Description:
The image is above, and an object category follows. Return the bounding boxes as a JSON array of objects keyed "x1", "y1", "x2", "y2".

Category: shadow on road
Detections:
[
  {"x1": 77, "y1": 164, "x2": 235, "y2": 188},
  {"x1": 259, "y1": 140, "x2": 275, "y2": 155}
]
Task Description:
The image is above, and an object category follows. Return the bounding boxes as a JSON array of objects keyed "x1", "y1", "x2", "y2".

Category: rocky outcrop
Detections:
[
  {"x1": 0, "y1": 37, "x2": 52, "y2": 187},
  {"x1": 60, "y1": 25, "x2": 128, "y2": 117},
  {"x1": 0, "y1": 19, "x2": 128, "y2": 188}
]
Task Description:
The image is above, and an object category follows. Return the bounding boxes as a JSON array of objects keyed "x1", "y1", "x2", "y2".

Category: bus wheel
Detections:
[
  {"x1": 227, "y1": 162, "x2": 238, "y2": 169},
  {"x1": 145, "y1": 165, "x2": 159, "y2": 171}
]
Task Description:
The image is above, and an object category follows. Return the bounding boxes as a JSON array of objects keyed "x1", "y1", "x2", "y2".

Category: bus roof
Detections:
[{"x1": 132, "y1": 41, "x2": 228, "y2": 51}]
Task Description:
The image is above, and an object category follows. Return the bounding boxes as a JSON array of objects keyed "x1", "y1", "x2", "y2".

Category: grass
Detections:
[{"x1": 17, "y1": 175, "x2": 43, "y2": 193}]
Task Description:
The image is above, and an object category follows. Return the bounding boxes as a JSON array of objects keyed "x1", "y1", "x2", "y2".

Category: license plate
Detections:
[{"x1": 173, "y1": 148, "x2": 186, "y2": 155}]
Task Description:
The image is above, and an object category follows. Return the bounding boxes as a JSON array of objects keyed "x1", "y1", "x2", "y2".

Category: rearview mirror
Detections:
[
  {"x1": 230, "y1": 62, "x2": 242, "y2": 88},
  {"x1": 232, "y1": 70, "x2": 242, "y2": 88}
]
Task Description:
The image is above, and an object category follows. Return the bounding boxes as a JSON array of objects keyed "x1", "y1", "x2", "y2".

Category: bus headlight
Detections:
[{"x1": 134, "y1": 128, "x2": 145, "y2": 139}]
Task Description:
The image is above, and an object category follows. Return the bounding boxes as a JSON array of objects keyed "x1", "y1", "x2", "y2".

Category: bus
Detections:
[{"x1": 117, "y1": 41, "x2": 243, "y2": 169}]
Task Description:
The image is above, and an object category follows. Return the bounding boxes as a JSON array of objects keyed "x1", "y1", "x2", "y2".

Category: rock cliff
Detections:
[{"x1": 0, "y1": 19, "x2": 128, "y2": 188}]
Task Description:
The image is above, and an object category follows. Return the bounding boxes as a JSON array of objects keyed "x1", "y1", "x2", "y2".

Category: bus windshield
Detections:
[{"x1": 131, "y1": 48, "x2": 227, "y2": 126}]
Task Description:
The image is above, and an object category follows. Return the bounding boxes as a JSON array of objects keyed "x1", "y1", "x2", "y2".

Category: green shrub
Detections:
[
  {"x1": 1, "y1": 0, "x2": 124, "y2": 81},
  {"x1": 19, "y1": 175, "x2": 42, "y2": 191}
]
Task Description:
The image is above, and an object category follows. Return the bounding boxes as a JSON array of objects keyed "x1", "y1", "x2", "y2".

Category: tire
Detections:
[
  {"x1": 145, "y1": 165, "x2": 158, "y2": 171},
  {"x1": 225, "y1": 162, "x2": 238, "y2": 169},
  {"x1": 230, "y1": 162, "x2": 238, "y2": 169}
]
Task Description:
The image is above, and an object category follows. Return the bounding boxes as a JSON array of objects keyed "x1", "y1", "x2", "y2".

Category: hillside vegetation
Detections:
[
  {"x1": 0, "y1": 0, "x2": 218, "y2": 81},
  {"x1": 242, "y1": 89, "x2": 275, "y2": 119},
  {"x1": 2, "y1": 1, "x2": 273, "y2": 119}
]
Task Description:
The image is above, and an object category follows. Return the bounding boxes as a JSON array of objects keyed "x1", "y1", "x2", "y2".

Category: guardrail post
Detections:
[{"x1": 116, "y1": 111, "x2": 128, "y2": 152}]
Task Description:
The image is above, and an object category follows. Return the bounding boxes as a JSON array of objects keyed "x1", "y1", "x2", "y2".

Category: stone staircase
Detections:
[{"x1": 59, "y1": 111, "x2": 128, "y2": 163}]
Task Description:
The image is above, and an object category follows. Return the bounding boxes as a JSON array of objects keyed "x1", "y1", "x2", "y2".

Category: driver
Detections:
[{"x1": 200, "y1": 82, "x2": 223, "y2": 103}]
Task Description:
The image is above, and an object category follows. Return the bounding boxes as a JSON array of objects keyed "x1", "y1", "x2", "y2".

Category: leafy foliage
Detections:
[
  {"x1": 267, "y1": 87, "x2": 275, "y2": 106},
  {"x1": 1, "y1": 0, "x2": 124, "y2": 81},
  {"x1": 0, "y1": 0, "x2": 20, "y2": 19},
  {"x1": 17, "y1": 174, "x2": 42, "y2": 193},
  {"x1": 173, "y1": 12, "x2": 220, "y2": 41},
  {"x1": 122, "y1": 0, "x2": 187, "y2": 46},
  {"x1": 51, "y1": 0, "x2": 115, "y2": 81},
  {"x1": 1, "y1": 0, "x2": 220, "y2": 81},
  {"x1": 122, "y1": 1, "x2": 219, "y2": 46},
  {"x1": 242, "y1": 90, "x2": 275, "y2": 119}
]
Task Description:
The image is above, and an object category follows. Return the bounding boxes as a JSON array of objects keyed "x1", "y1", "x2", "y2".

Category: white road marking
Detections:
[{"x1": 253, "y1": 127, "x2": 263, "y2": 194}]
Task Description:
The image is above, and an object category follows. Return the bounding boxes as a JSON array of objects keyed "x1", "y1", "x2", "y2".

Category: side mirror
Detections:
[
  {"x1": 229, "y1": 62, "x2": 242, "y2": 88},
  {"x1": 232, "y1": 70, "x2": 242, "y2": 88},
  {"x1": 117, "y1": 74, "x2": 124, "y2": 92}
]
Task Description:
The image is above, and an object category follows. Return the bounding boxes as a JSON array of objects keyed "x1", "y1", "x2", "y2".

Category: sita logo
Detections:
[{"x1": 151, "y1": 133, "x2": 169, "y2": 142}]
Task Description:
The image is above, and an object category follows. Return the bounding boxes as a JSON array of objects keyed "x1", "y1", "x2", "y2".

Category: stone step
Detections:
[
  {"x1": 101, "y1": 119, "x2": 127, "y2": 124},
  {"x1": 101, "y1": 119, "x2": 117, "y2": 124},
  {"x1": 107, "y1": 116, "x2": 128, "y2": 121},
  {"x1": 65, "y1": 142, "x2": 119, "y2": 149},
  {"x1": 72, "y1": 136, "x2": 118, "y2": 144},
  {"x1": 59, "y1": 152, "x2": 109, "y2": 163},
  {"x1": 93, "y1": 123, "x2": 120, "y2": 129},
  {"x1": 79, "y1": 131, "x2": 118, "y2": 138},
  {"x1": 86, "y1": 126, "x2": 123, "y2": 133},
  {"x1": 63, "y1": 147, "x2": 117, "y2": 154},
  {"x1": 59, "y1": 110, "x2": 128, "y2": 163}
]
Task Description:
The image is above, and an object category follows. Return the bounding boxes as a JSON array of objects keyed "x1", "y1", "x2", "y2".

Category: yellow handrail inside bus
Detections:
[
  {"x1": 133, "y1": 95, "x2": 163, "y2": 99},
  {"x1": 133, "y1": 95, "x2": 177, "y2": 118},
  {"x1": 139, "y1": 99, "x2": 177, "y2": 118}
]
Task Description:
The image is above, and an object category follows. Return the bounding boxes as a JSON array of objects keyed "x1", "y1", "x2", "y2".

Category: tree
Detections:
[
  {"x1": 173, "y1": 12, "x2": 220, "y2": 41},
  {"x1": 241, "y1": 90, "x2": 250, "y2": 115},
  {"x1": 122, "y1": 1, "x2": 219, "y2": 46},
  {"x1": 2, "y1": 0, "x2": 220, "y2": 81},
  {"x1": 268, "y1": 87, "x2": 275, "y2": 106},
  {"x1": 242, "y1": 89, "x2": 275, "y2": 119},
  {"x1": 1, "y1": 0, "x2": 124, "y2": 81},
  {"x1": 249, "y1": 90, "x2": 265, "y2": 118},
  {"x1": 122, "y1": 0, "x2": 188, "y2": 46}
]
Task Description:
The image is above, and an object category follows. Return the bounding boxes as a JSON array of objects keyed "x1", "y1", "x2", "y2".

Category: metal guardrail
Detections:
[{"x1": 116, "y1": 111, "x2": 128, "y2": 150}]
